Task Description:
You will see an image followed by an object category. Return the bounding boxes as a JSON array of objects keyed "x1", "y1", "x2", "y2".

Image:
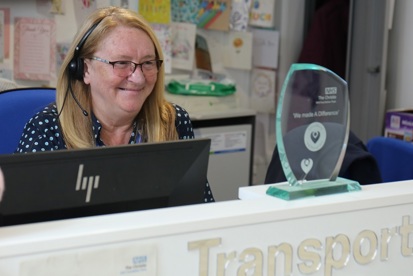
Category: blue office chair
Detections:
[
  {"x1": 366, "y1": 136, "x2": 413, "y2": 182},
  {"x1": 0, "y1": 87, "x2": 56, "y2": 154}
]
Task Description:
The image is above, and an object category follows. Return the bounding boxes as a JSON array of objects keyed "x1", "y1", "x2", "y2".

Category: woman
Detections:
[{"x1": 15, "y1": 6, "x2": 214, "y2": 202}]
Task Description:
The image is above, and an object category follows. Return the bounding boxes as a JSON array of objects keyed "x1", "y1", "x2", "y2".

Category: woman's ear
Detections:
[{"x1": 83, "y1": 59, "x2": 91, "y2": 84}]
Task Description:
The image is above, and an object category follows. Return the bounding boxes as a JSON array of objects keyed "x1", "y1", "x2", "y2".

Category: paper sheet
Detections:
[
  {"x1": 20, "y1": 244, "x2": 157, "y2": 276},
  {"x1": 252, "y1": 28, "x2": 279, "y2": 69},
  {"x1": 13, "y1": 17, "x2": 56, "y2": 81}
]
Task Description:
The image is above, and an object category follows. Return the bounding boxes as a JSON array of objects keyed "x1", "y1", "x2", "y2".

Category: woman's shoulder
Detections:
[
  {"x1": 171, "y1": 103, "x2": 190, "y2": 116},
  {"x1": 28, "y1": 103, "x2": 59, "y2": 125},
  {"x1": 15, "y1": 102, "x2": 64, "y2": 153},
  {"x1": 170, "y1": 103, "x2": 194, "y2": 139},
  {"x1": 171, "y1": 103, "x2": 192, "y2": 122}
]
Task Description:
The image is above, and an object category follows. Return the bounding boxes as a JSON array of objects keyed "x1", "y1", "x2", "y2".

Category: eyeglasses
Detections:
[{"x1": 90, "y1": 56, "x2": 163, "y2": 78}]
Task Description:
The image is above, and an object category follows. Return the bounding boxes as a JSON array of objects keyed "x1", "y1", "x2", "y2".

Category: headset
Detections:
[
  {"x1": 63, "y1": 18, "x2": 104, "y2": 117},
  {"x1": 68, "y1": 18, "x2": 103, "y2": 81}
]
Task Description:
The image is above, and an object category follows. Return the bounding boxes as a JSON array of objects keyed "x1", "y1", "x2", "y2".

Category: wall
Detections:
[
  {"x1": 0, "y1": 0, "x2": 78, "y2": 87},
  {"x1": 251, "y1": 0, "x2": 305, "y2": 184},
  {"x1": 386, "y1": 0, "x2": 413, "y2": 110},
  {"x1": 0, "y1": 0, "x2": 306, "y2": 185}
]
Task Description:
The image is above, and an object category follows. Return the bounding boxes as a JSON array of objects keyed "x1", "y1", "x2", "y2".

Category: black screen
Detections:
[{"x1": 0, "y1": 138, "x2": 211, "y2": 226}]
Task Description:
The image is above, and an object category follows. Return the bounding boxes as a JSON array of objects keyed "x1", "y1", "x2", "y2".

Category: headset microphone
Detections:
[{"x1": 69, "y1": 81, "x2": 89, "y2": 116}]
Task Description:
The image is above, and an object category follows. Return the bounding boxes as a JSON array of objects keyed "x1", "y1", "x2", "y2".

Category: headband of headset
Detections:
[{"x1": 68, "y1": 18, "x2": 103, "y2": 80}]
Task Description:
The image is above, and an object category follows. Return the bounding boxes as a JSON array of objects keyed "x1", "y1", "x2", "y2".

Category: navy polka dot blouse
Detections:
[{"x1": 15, "y1": 102, "x2": 215, "y2": 203}]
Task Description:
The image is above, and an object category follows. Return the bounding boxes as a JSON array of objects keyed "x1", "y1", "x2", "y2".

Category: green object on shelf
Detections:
[{"x1": 166, "y1": 80, "x2": 236, "y2": 97}]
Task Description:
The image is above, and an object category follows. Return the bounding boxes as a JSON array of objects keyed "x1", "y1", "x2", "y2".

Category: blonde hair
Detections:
[{"x1": 56, "y1": 6, "x2": 177, "y2": 149}]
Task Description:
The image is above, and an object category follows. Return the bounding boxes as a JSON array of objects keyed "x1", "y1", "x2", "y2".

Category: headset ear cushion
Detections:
[
  {"x1": 67, "y1": 18, "x2": 103, "y2": 81},
  {"x1": 75, "y1": 58, "x2": 84, "y2": 80},
  {"x1": 69, "y1": 58, "x2": 84, "y2": 80},
  {"x1": 69, "y1": 58, "x2": 77, "y2": 77}
]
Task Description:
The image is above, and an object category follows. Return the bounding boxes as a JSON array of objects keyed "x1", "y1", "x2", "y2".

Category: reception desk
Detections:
[{"x1": 1, "y1": 181, "x2": 413, "y2": 275}]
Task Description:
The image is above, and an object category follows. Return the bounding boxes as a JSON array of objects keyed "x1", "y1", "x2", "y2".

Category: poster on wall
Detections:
[
  {"x1": 197, "y1": 0, "x2": 231, "y2": 31},
  {"x1": 151, "y1": 24, "x2": 172, "y2": 74},
  {"x1": 0, "y1": 8, "x2": 10, "y2": 59},
  {"x1": 171, "y1": 0, "x2": 199, "y2": 24},
  {"x1": 139, "y1": 0, "x2": 170, "y2": 24},
  {"x1": 249, "y1": 0, "x2": 275, "y2": 28},
  {"x1": 171, "y1": 22, "x2": 196, "y2": 71},
  {"x1": 0, "y1": 10, "x2": 4, "y2": 63},
  {"x1": 250, "y1": 67, "x2": 277, "y2": 113},
  {"x1": 13, "y1": 17, "x2": 56, "y2": 81}
]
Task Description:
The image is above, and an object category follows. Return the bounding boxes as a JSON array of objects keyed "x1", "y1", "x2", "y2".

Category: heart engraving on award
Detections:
[
  {"x1": 301, "y1": 158, "x2": 313, "y2": 174},
  {"x1": 311, "y1": 131, "x2": 320, "y2": 143}
]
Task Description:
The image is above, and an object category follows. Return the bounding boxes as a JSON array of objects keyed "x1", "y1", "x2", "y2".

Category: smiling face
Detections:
[{"x1": 83, "y1": 25, "x2": 158, "y2": 124}]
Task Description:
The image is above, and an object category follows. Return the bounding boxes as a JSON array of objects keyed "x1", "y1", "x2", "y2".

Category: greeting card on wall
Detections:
[
  {"x1": 151, "y1": 24, "x2": 172, "y2": 74},
  {"x1": 171, "y1": 22, "x2": 196, "y2": 71},
  {"x1": 230, "y1": 0, "x2": 252, "y2": 31},
  {"x1": 50, "y1": 0, "x2": 65, "y2": 14},
  {"x1": 250, "y1": 67, "x2": 277, "y2": 113},
  {"x1": 139, "y1": 0, "x2": 170, "y2": 24},
  {"x1": 249, "y1": 0, "x2": 275, "y2": 28},
  {"x1": 171, "y1": 0, "x2": 199, "y2": 24},
  {"x1": 224, "y1": 31, "x2": 252, "y2": 70},
  {"x1": 14, "y1": 17, "x2": 56, "y2": 81},
  {"x1": 195, "y1": 29, "x2": 227, "y2": 72},
  {"x1": 252, "y1": 28, "x2": 279, "y2": 69},
  {"x1": 197, "y1": 0, "x2": 231, "y2": 31}
]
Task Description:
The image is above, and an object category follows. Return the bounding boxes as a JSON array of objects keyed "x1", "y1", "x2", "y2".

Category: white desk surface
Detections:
[
  {"x1": 239, "y1": 180, "x2": 413, "y2": 207},
  {"x1": 1, "y1": 180, "x2": 413, "y2": 258},
  {"x1": 1, "y1": 181, "x2": 413, "y2": 276}
]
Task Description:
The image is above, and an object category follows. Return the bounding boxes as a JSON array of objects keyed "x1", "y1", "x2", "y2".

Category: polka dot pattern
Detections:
[{"x1": 16, "y1": 104, "x2": 65, "y2": 153}]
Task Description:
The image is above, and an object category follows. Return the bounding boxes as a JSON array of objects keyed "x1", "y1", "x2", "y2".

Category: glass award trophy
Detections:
[{"x1": 266, "y1": 63, "x2": 362, "y2": 200}]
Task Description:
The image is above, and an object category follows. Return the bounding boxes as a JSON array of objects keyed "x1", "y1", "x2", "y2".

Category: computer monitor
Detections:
[{"x1": 0, "y1": 138, "x2": 211, "y2": 226}]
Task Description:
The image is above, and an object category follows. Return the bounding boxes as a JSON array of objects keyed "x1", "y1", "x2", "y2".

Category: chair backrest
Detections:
[
  {"x1": 366, "y1": 136, "x2": 413, "y2": 182},
  {"x1": 0, "y1": 87, "x2": 56, "y2": 154}
]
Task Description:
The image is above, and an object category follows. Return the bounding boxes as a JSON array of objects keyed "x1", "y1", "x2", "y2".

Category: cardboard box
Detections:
[{"x1": 384, "y1": 109, "x2": 413, "y2": 142}]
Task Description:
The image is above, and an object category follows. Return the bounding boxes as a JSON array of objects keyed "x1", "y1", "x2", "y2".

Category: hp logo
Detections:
[{"x1": 75, "y1": 164, "x2": 100, "y2": 203}]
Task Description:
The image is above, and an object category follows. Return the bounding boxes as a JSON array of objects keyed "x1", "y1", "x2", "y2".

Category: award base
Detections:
[{"x1": 266, "y1": 177, "x2": 362, "y2": 201}]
